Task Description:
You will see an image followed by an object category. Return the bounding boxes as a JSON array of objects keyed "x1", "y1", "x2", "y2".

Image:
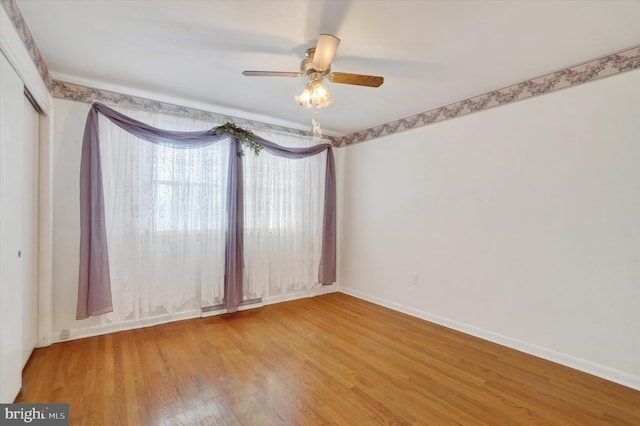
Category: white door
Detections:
[
  {"x1": 0, "y1": 52, "x2": 25, "y2": 402},
  {"x1": 22, "y1": 94, "x2": 39, "y2": 367}
]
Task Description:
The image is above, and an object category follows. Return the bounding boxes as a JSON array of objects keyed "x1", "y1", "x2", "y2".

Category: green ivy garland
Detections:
[{"x1": 214, "y1": 122, "x2": 263, "y2": 156}]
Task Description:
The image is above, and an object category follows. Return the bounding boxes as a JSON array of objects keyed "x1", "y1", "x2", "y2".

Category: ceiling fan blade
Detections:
[
  {"x1": 242, "y1": 71, "x2": 302, "y2": 77},
  {"x1": 313, "y1": 34, "x2": 340, "y2": 71},
  {"x1": 327, "y1": 72, "x2": 384, "y2": 87}
]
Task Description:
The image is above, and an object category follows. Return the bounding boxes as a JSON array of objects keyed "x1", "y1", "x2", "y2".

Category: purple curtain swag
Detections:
[{"x1": 77, "y1": 102, "x2": 336, "y2": 319}]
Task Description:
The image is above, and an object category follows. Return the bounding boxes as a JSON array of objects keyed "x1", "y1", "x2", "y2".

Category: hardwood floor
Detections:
[{"x1": 17, "y1": 293, "x2": 640, "y2": 425}]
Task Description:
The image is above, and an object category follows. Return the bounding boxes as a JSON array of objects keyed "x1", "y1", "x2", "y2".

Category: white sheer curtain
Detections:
[
  {"x1": 99, "y1": 107, "x2": 228, "y2": 323},
  {"x1": 243, "y1": 130, "x2": 326, "y2": 300},
  {"x1": 98, "y1": 105, "x2": 327, "y2": 324}
]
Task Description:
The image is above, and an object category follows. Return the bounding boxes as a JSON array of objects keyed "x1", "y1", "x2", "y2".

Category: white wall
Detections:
[
  {"x1": 339, "y1": 70, "x2": 640, "y2": 390},
  {"x1": 51, "y1": 99, "x2": 103, "y2": 336}
]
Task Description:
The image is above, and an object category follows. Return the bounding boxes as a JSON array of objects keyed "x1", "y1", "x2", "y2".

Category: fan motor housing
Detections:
[{"x1": 301, "y1": 48, "x2": 330, "y2": 79}]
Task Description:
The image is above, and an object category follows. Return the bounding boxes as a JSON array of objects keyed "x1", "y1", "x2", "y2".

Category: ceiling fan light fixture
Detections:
[
  {"x1": 244, "y1": 33, "x2": 382, "y2": 109},
  {"x1": 295, "y1": 80, "x2": 333, "y2": 109},
  {"x1": 294, "y1": 87, "x2": 312, "y2": 107}
]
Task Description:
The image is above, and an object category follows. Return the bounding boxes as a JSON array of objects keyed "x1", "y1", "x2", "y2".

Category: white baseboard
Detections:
[
  {"x1": 262, "y1": 283, "x2": 338, "y2": 306},
  {"x1": 202, "y1": 285, "x2": 339, "y2": 316},
  {"x1": 53, "y1": 309, "x2": 202, "y2": 343},
  {"x1": 339, "y1": 287, "x2": 640, "y2": 392},
  {"x1": 53, "y1": 285, "x2": 339, "y2": 342}
]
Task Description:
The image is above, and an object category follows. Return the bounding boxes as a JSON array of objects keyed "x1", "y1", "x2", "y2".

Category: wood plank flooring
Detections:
[{"x1": 17, "y1": 293, "x2": 640, "y2": 425}]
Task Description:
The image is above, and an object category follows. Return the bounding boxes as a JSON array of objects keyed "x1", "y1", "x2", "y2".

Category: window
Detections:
[
  {"x1": 152, "y1": 144, "x2": 227, "y2": 233},
  {"x1": 97, "y1": 107, "x2": 327, "y2": 324}
]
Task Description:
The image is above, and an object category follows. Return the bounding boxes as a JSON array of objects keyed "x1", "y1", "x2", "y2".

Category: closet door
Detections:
[
  {"x1": 22, "y1": 94, "x2": 39, "y2": 367},
  {"x1": 0, "y1": 52, "x2": 26, "y2": 403}
]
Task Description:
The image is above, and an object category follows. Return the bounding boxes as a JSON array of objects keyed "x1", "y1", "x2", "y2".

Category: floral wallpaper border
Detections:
[
  {"x1": 52, "y1": 80, "x2": 339, "y2": 144},
  {"x1": 4, "y1": 0, "x2": 640, "y2": 147},
  {"x1": 53, "y1": 44, "x2": 640, "y2": 148},
  {"x1": 0, "y1": 0, "x2": 52, "y2": 90},
  {"x1": 338, "y1": 45, "x2": 640, "y2": 146},
  {"x1": 3, "y1": 0, "x2": 333, "y2": 143}
]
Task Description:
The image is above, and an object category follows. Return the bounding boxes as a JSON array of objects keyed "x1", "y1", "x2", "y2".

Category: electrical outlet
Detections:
[
  {"x1": 411, "y1": 274, "x2": 419, "y2": 285},
  {"x1": 59, "y1": 329, "x2": 70, "y2": 340}
]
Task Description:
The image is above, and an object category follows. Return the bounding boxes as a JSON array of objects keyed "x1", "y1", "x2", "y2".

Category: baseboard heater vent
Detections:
[
  {"x1": 240, "y1": 298, "x2": 263, "y2": 307},
  {"x1": 201, "y1": 298, "x2": 263, "y2": 317}
]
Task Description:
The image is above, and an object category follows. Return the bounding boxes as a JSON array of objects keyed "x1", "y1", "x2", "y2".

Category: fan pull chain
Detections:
[{"x1": 312, "y1": 118, "x2": 323, "y2": 140}]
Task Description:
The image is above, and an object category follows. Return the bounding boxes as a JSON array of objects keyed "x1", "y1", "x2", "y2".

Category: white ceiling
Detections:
[{"x1": 15, "y1": 0, "x2": 640, "y2": 136}]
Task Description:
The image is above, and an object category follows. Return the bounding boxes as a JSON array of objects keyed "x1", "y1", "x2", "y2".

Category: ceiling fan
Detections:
[{"x1": 242, "y1": 34, "x2": 384, "y2": 109}]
